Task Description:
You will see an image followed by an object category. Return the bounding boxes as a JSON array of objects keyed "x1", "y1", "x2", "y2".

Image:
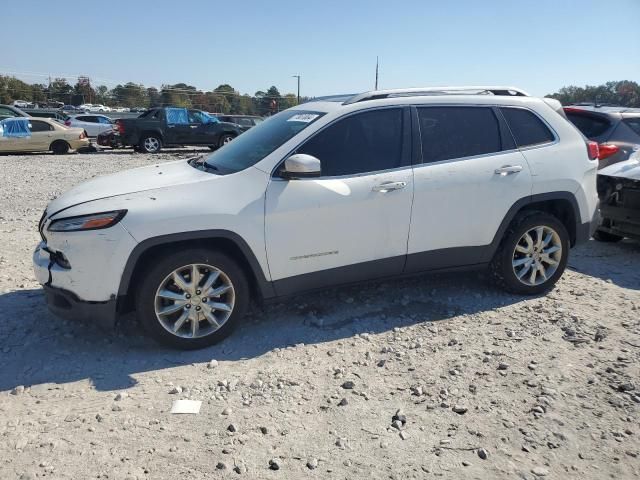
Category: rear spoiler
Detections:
[{"x1": 543, "y1": 98, "x2": 568, "y2": 119}]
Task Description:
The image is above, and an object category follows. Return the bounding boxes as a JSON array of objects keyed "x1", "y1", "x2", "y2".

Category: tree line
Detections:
[
  {"x1": 545, "y1": 80, "x2": 640, "y2": 107},
  {"x1": 2, "y1": 75, "x2": 639, "y2": 114},
  {"x1": 0, "y1": 76, "x2": 306, "y2": 115}
]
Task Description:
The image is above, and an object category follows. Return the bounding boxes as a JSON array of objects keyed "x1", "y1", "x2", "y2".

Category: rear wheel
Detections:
[
  {"x1": 135, "y1": 249, "x2": 249, "y2": 349},
  {"x1": 593, "y1": 229, "x2": 623, "y2": 243},
  {"x1": 50, "y1": 140, "x2": 70, "y2": 155},
  {"x1": 139, "y1": 135, "x2": 162, "y2": 153},
  {"x1": 490, "y1": 212, "x2": 569, "y2": 295},
  {"x1": 218, "y1": 133, "x2": 235, "y2": 148}
]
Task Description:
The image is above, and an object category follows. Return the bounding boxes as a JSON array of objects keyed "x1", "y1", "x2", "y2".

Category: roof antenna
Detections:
[{"x1": 375, "y1": 56, "x2": 379, "y2": 90}]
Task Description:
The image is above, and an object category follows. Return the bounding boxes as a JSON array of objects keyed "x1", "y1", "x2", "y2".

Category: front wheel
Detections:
[
  {"x1": 139, "y1": 135, "x2": 162, "y2": 153},
  {"x1": 490, "y1": 212, "x2": 569, "y2": 295},
  {"x1": 135, "y1": 249, "x2": 249, "y2": 349}
]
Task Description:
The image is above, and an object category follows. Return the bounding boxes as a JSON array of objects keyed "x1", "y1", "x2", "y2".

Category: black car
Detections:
[
  {"x1": 217, "y1": 115, "x2": 264, "y2": 132},
  {"x1": 564, "y1": 105, "x2": 640, "y2": 168},
  {"x1": 115, "y1": 107, "x2": 243, "y2": 153}
]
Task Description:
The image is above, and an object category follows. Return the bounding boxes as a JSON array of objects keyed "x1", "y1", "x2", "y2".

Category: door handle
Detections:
[
  {"x1": 494, "y1": 165, "x2": 523, "y2": 176},
  {"x1": 372, "y1": 181, "x2": 407, "y2": 192}
]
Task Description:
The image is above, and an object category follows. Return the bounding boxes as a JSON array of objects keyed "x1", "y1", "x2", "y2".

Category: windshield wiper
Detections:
[{"x1": 189, "y1": 156, "x2": 218, "y2": 172}]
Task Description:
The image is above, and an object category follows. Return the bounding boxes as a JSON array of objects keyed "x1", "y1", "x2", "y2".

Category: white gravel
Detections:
[{"x1": 0, "y1": 149, "x2": 639, "y2": 479}]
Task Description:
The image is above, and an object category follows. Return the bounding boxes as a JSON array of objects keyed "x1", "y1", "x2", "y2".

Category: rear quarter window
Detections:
[
  {"x1": 501, "y1": 107, "x2": 555, "y2": 147},
  {"x1": 565, "y1": 112, "x2": 611, "y2": 138}
]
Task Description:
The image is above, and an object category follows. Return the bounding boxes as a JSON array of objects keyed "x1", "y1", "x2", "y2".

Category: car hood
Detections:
[
  {"x1": 47, "y1": 158, "x2": 212, "y2": 216},
  {"x1": 599, "y1": 155, "x2": 640, "y2": 181}
]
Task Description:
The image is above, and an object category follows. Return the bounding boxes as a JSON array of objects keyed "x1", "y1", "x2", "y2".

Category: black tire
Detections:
[
  {"x1": 490, "y1": 211, "x2": 570, "y2": 295},
  {"x1": 139, "y1": 134, "x2": 162, "y2": 153},
  {"x1": 50, "y1": 140, "x2": 70, "y2": 155},
  {"x1": 593, "y1": 229, "x2": 623, "y2": 243},
  {"x1": 135, "y1": 248, "x2": 249, "y2": 350},
  {"x1": 218, "y1": 133, "x2": 235, "y2": 148}
]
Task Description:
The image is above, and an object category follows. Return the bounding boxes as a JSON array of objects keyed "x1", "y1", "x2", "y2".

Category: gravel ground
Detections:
[{"x1": 0, "y1": 150, "x2": 639, "y2": 480}]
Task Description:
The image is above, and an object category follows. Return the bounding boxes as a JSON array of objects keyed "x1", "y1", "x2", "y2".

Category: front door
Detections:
[
  {"x1": 188, "y1": 110, "x2": 222, "y2": 145},
  {"x1": 265, "y1": 107, "x2": 414, "y2": 295},
  {"x1": 406, "y1": 105, "x2": 533, "y2": 272}
]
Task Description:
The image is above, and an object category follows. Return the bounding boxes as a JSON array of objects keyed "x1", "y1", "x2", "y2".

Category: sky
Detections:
[{"x1": 2, "y1": 0, "x2": 639, "y2": 98}]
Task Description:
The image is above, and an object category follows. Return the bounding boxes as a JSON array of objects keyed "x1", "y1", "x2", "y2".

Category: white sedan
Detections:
[{"x1": 65, "y1": 114, "x2": 114, "y2": 137}]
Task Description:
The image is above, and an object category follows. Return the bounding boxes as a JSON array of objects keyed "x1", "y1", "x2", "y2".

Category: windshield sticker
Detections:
[{"x1": 287, "y1": 114, "x2": 319, "y2": 123}]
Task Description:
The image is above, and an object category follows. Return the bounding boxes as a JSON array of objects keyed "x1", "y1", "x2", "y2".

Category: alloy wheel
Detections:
[
  {"x1": 144, "y1": 137, "x2": 160, "y2": 152},
  {"x1": 154, "y1": 263, "x2": 235, "y2": 338},
  {"x1": 512, "y1": 225, "x2": 563, "y2": 286}
]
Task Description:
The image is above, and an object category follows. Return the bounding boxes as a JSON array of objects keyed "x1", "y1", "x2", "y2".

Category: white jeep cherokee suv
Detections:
[{"x1": 33, "y1": 86, "x2": 600, "y2": 349}]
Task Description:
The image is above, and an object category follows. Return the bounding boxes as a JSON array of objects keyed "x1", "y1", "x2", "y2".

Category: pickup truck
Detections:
[{"x1": 115, "y1": 107, "x2": 243, "y2": 153}]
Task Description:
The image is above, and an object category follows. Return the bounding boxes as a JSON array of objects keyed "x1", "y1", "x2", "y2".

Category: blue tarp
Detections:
[
  {"x1": 0, "y1": 118, "x2": 31, "y2": 138},
  {"x1": 166, "y1": 107, "x2": 189, "y2": 125}
]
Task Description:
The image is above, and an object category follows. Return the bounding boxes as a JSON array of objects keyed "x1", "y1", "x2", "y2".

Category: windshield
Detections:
[{"x1": 204, "y1": 110, "x2": 325, "y2": 173}]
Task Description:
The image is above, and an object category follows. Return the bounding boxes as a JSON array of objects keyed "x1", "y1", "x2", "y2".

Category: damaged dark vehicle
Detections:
[{"x1": 595, "y1": 153, "x2": 640, "y2": 242}]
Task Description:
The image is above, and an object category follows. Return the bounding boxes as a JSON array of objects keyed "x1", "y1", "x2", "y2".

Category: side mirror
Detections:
[{"x1": 281, "y1": 153, "x2": 321, "y2": 179}]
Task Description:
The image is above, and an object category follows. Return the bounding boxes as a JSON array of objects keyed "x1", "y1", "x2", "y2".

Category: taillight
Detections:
[
  {"x1": 587, "y1": 141, "x2": 599, "y2": 160},
  {"x1": 598, "y1": 144, "x2": 619, "y2": 161},
  {"x1": 64, "y1": 120, "x2": 71, "y2": 126},
  {"x1": 116, "y1": 120, "x2": 124, "y2": 134},
  {"x1": 79, "y1": 131, "x2": 87, "y2": 139}
]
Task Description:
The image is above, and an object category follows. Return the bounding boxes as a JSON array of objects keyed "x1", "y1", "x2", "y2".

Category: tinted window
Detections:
[
  {"x1": 30, "y1": 120, "x2": 53, "y2": 132},
  {"x1": 624, "y1": 118, "x2": 640, "y2": 136},
  {"x1": 417, "y1": 107, "x2": 503, "y2": 163},
  {"x1": 98, "y1": 116, "x2": 112, "y2": 124},
  {"x1": 297, "y1": 108, "x2": 404, "y2": 176},
  {"x1": 501, "y1": 107, "x2": 555, "y2": 147},
  {"x1": 565, "y1": 112, "x2": 610, "y2": 138}
]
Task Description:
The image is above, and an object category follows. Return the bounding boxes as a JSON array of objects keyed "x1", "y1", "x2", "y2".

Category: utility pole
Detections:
[
  {"x1": 375, "y1": 57, "x2": 379, "y2": 90},
  {"x1": 292, "y1": 75, "x2": 301, "y2": 104}
]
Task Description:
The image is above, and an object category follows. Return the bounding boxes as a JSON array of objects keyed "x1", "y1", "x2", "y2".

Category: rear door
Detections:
[
  {"x1": 28, "y1": 120, "x2": 54, "y2": 150},
  {"x1": 163, "y1": 108, "x2": 191, "y2": 144},
  {"x1": 188, "y1": 110, "x2": 222, "y2": 145},
  {"x1": 406, "y1": 105, "x2": 533, "y2": 272}
]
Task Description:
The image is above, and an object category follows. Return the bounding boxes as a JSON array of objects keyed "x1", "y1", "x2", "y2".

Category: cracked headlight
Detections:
[{"x1": 48, "y1": 210, "x2": 127, "y2": 232}]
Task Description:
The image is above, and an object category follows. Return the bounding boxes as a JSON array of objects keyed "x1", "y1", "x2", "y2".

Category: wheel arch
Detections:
[
  {"x1": 140, "y1": 130, "x2": 164, "y2": 142},
  {"x1": 490, "y1": 192, "x2": 581, "y2": 256},
  {"x1": 117, "y1": 230, "x2": 275, "y2": 312}
]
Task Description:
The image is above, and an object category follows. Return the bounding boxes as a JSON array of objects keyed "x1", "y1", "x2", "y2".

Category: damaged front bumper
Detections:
[
  {"x1": 32, "y1": 219, "x2": 138, "y2": 328},
  {"x1": 33, "y1": 244, "x2": 118, "y2": 329}
]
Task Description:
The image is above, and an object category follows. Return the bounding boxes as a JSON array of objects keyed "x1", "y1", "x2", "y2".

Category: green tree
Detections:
[
  {"x1": 147, "y1": 87, "x2": 160, "y2": 107},
  {"x1": 546, "y1": 80, "x2": 640, "y2": 107},
  {"x1": 49, "y1": 78, "x2": 73, "y2": 103},
  {"x1": 160, "y1": 83, "x2": 196, "y2": 107},
  {"x1": 111, "y1": 83, "x2": 147, "y2": 108}
]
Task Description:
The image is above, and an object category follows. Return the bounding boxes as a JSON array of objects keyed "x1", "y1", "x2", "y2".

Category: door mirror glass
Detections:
[{"x1": 282, "y1": 154, "x2": 321, "y2": 179}]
